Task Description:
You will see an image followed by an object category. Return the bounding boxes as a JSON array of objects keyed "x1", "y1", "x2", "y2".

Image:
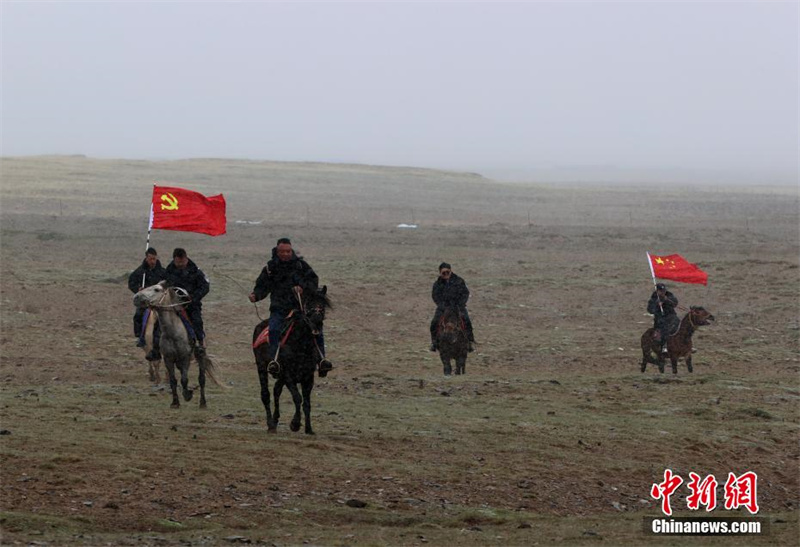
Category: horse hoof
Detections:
[
  {"x1": 305, "y1": 428, "x2": 315, "y2": 435},
  {"x1": 171, "y1": 402, "x2": 180, "y2": 409},
  {"x1": 183, "y1": 389, "x2": 194, "y2": 401},
  {"x1": 267, "y1": 427, "x2": 277, "y2": 434},
  {"x1": 199, "y1": 401, "x2": 207, "y2": 409},
  {"x1": 290, "y1": 421, "x2": 301, "y2": 432}
]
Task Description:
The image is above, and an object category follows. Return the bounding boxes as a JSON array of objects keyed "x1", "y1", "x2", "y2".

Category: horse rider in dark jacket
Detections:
[
  {"x1": 165, "y1": 248, "x2": 210, "y2": 357},
  {"x1": 128, "y1": 247, "x2": 167, "y2": 359},
  {"x1": 648, "y1": 282, "x2": 679, "y2": 353},
  {"x1": 249, "y1": 238, "x2": 333, "y2": 377},
  {"x1": 430, "y1": 262, "x2": 475, "y2": 352}
]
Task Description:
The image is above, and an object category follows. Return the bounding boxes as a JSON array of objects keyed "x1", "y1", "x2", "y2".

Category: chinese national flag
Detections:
[
  {"x1": 151, "y1": 185, "x2": 226, "y2": 236},
  {"x1": 648, "y1": 253, "x2": 708, "y2": 285}
]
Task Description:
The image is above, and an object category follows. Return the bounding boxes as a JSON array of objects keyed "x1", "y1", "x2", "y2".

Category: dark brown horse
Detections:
[
  {"x1": 436, "y1": 307, "x2": 469, "y2": 375},
  {"x1": 641, "y1": 306, "x2": 715, "y2": 374},
  {"x1": 253, "y1": 287, "x2": 330, "y2": 434}
]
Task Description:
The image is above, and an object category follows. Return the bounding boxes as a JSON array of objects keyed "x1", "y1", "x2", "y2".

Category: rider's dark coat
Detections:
[
  {"x1": 648, "y1": 290, "x2": 678, "y2": 333},
  {"x1": 165, "y1": 259, "x2": 210, "y2": 304},
  {"x1": 252, "y1": 248, "x2": 319, "y2": 313},
  {"x1": 432, "y1": 273, "x2": 470, "y2": 311},
  {"x1": 430, "y1": 273, "x2": 474, "y2": 342},
  {"x1": 165, "y1": 259, "x2": 209, "y2": 341},
  {"x1": 128, "y1": 259, "x2": 167, "y2": 293}
]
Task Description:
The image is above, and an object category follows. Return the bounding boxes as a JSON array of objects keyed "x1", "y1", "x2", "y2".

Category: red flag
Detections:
[
  {"x1": 151, "y1": 185, "x2": 226, "y2": 236},
  {"x1": 648, "y1": 253, "x2": 708, "y2": 285}
]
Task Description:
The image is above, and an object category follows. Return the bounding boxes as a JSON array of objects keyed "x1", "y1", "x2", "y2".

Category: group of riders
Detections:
[{"x1": 129, "y1": 238, "x2": 680, "y2": 371}]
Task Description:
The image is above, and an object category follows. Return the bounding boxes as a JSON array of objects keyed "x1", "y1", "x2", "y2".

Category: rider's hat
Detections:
[{"x1": 655, "y1": 283, "x2": 667, "y2": 290}]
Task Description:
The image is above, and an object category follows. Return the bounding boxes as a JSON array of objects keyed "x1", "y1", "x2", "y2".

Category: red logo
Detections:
[
  {"x1": 651, "y1": 469, "x2": 684, "y2": 516},
  {"x1": 652, "y1": 470, "x2": 759, "y2": 515}
]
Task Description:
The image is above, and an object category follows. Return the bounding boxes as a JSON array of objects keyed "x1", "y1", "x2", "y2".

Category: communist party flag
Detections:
[
  {"x1": 151, "y1": 185, "x2": 226, "y2": 236},
  {"x1": 648, "y1": 253, "x2": 708, "y2": 285}
]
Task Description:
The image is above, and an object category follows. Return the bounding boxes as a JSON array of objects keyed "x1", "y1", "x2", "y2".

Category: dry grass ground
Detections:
[{"x1": 1, "y1": 156, "x2": 798, "y2": 545}]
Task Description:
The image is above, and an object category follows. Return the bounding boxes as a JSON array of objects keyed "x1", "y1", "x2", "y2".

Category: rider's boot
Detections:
[{"x1": 318, "y1": 358, "x2": 333, "y2": 377}]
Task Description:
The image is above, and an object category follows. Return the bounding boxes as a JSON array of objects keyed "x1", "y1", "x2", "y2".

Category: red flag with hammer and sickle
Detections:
[{"x1": 151, "y1": 185, "x2": 226, "y2": 236}]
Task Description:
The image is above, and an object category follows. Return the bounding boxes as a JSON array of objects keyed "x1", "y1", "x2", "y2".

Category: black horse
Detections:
[
  {"x1": 253, "y1": 286, "x2": 331, "y2": 434},
  {"x1": 436, "y1": 306, "x2": 469, "y2": 375}
]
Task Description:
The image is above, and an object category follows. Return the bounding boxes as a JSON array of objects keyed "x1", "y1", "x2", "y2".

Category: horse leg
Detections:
[
  {"x1": 457, "y1": 355, "x2": 466, "y2": 375},
  {"x1": 285, "y1": 382, "x2": 303, "y2": 432},
  {"x1": 301, "y1": 379, "x2": 314, "y2": 435},
  {"x1": 180, "y1": 359, "x2": 193, "y2": 402},
  {"x1": 671, "y1": 356, "x2": 679, "y2": 375},
  {"x1": 273, "y1": 379, "x2": 284, "y2": 425},
  {"x1": 165, "y1": 360, "x2": 180, "y2": 408},
  {"x1": 440, "y1": 353, "x2": 451, "y2": 376},
  {"x1": 687, "y1": 355, "x2": 693, "y2": 373},
  {"x1": 256, "y1": 363, "x2": 276, "y2": 433},
  {"x1": 657, "y1": 354, "x2": 665, "y2": 374}
]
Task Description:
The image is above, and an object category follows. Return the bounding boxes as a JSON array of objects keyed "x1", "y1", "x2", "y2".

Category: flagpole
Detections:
[
  {"x1": 646, "y1": 252, "x2": 664, "y2": 314},
  {"x1": 142, "y1": 192, "x2": 154, "y2": 289}
]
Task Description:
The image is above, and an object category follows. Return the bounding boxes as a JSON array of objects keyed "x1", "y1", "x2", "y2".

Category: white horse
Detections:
[{"x1": 133, "y1": 281, "x2": 222, "y2": 408}]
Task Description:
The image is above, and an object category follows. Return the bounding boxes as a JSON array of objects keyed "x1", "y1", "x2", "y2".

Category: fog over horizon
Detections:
[{"x1": 2, "y1": 2, "x2": 798, "y2": 185}]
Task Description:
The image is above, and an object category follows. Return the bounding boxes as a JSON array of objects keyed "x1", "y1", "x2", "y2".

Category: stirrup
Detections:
[
  {"x1": 318, "y1": 358, "x2": 333, "y2": 377},
  {"x1": 267, "y1": 360, "x2": 281, "y2": 375}
]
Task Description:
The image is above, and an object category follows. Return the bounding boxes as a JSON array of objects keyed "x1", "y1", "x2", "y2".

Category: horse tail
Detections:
[{"x1": 198, "y1": 354, "x2": 229, "y2": 389}]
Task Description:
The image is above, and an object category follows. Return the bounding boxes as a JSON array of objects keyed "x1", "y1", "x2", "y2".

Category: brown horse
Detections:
[
  {"x1": 436, "y1": 307, "x2": 469, "y2": 375},
  {"x1": 641, "y1": 306, "x2": 715, "y2": 374}
]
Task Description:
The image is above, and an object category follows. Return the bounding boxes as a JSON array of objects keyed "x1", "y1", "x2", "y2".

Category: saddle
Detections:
[
  {"x1": 652, "y1": 315, "x2": 680, "y2": 341},
  {"x1": 252, "y1": 311, "x2": 296, "y2": 350}
]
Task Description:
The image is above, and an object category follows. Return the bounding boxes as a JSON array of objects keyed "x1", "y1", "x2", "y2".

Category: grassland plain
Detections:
[{"x1": 1, "y1": 156, "x2": 798, "y2": 545}]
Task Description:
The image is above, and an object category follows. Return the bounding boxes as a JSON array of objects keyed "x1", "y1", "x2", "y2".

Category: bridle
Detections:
[{"x1": 148, "y1": 286, "x2": 191, "y2": 311}]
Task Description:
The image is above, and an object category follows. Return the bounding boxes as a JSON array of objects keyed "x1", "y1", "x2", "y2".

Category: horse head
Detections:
[
  {"x1": 302, "y1": 285, "x2": 331, "y2": 333},
  {"x1": 133, "y1": 280, "x2": 170, "y2": 309},
  {"x1": 440, "y1": 307, "x2": 464, "y2": 335},
  {"x1": 688, "y1": 306, "x2": 715, "y2": 326},
  {"x1": 133, "y1": 281, "x2": 189, "y2": 310}
]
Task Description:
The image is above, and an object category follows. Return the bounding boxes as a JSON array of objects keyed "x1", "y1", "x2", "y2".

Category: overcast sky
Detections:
[{"x1": 2, "y1": 1, "x2": 797, "y2": 184}]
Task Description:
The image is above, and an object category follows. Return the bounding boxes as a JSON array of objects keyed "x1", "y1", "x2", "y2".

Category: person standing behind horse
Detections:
[
  {"x1": 165, "y1": 248, "x2": 210, "y2": 358},
  {"x1": 128, "y1": 247, "x2": 167, "y2": 359},
  {"x1": 248, "y1": 238, "x2": 334, "y2": 377},
  {"x1": 648, "y1": 282, "x2": 679, "y2": 354},
  {"x1": 430, "y1": 262, "x2": 475, "y2": 352}
]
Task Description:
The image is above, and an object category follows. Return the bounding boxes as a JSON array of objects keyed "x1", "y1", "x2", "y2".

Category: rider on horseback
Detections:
[
  {"x1": 249, "y1": 238, "x2": 333, "y2": 377},
  {"x1": 648, "y1": 282, "x2": 679, "y2": 354},
  {"x1": 165, "y1": 248, "x2": 210, "y2": 359},
  {"x1": 430, "y1": 262, "x2": 475, "y2": 353},
  {"x1": 128, "y1": 247, "x2": 167, "y2": 360}
]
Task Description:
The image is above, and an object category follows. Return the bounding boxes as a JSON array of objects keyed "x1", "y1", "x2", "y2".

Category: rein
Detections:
[{"x1": 150, "y1": 287, "x2": 191, "y2": 311}]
